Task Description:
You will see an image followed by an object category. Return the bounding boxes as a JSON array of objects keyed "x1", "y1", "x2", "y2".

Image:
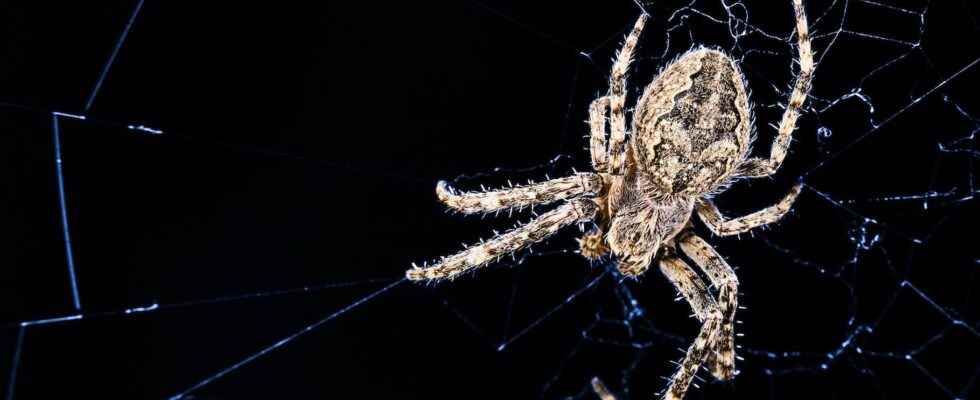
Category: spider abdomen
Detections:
[{"x1": 631, "y1": 48, "x2": 751, "y2": 197}]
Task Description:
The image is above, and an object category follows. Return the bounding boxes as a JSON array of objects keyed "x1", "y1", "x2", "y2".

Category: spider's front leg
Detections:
[
  {"x1": 607, "y1": 14, "x2": 648, "y2": 176},
  {"x1": 586, "y1": 14, "x2": 649, "y2": 175},
  {"x1": 408, "y1": 198, "x2": 597, "y2": 281},
  {"x1": 577, "y1": 13, "x2": 649, "y2": 258},
  {"x1": 738, "y1": 0, "x2": 813, "y2": 178}
]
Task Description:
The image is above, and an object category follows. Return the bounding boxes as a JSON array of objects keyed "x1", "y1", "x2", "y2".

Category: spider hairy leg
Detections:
[
  {"x1": 591, "y1": 377, "x2": 617, "y2": 400},
  {"x1": 608, "y1": 14, "x2": 648, "y2": 175},
  {"x1": 678, "y1": 232, "x2": 739, "y2": 380},
  {"x1": 407, "y1": 199, "x2": 597, "y2": 281},
  {"x1": 588, "y1": 96, "x2": 611, "y2": 171},
  {"x1": 436, "y1": 172, "x2": 603, "y2": 215},
  {"x1": 659, "y1": 254, "x2": 715, "y2": 321},
  {"x1": 737, "y1": 0, "x2": 813, "y2": 178},
  {"x1": 658, "y1": 256, "x2": 722, "y2": 400},
  {"x1": 697, "y1": 183, "x2": 801, "y2": 237}
]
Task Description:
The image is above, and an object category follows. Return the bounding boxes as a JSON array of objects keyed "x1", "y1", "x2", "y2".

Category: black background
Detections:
[{"x1": 0, "y1": 0, "x2": 977, "y2": 399}]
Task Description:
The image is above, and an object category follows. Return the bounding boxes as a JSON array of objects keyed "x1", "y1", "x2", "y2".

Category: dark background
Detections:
[{"x1": 0, "y1": 0, "x2": 977, "y2": 399}]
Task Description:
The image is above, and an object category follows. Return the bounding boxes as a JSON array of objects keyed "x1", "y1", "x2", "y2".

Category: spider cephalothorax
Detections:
[{"x1": 408, "y1": 1, "x2": 813, "y2": 399}]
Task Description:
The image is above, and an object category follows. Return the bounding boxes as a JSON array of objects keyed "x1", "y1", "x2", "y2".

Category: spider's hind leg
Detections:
[
  {"x1": 408, "y1": 199, "x2": 598, "y2": 281},
  {"x1": 657, "y1": 255, "x2": 722, "y2": 400},
  {"x1": 591, "y1": 377, "x2": 618, "y2": 400},
  {"x1": 677, "y1": 231, "x2": 739, "y2": 381}
]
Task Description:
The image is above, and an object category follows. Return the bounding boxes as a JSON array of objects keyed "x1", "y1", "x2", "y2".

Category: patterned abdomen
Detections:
[{"x1": 631, "y1": 48, "x2": 751, "y2": 198}]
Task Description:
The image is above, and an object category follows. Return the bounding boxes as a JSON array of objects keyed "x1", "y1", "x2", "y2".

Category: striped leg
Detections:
[
  {"x1": 657, "y1": 256, "x2": 722, "y2": 400},
  {"x1": 738, "y1": 0, "x2": 813, "y2": 178},
  {"x1": 588, "y1": 96, "x2": 610, "y2": 171},
  {"x1": 435, "y1": 172, "x2": 602, "y2": 215},
  {"x1": 678, "y1": 232, "x2": 739, "y2": 380},
  {"x1": 696, "y1": 184, "x2": 801, "y2": 237},
  {"x1": 591, "y1": 377, "x2": 617, "y2": 400},
  {"x1": 407, "y1": 199, "x2": 597, "y2": 281},
  {"x1": 607, "y1": 14, "x2": 648, "y2": 175}
]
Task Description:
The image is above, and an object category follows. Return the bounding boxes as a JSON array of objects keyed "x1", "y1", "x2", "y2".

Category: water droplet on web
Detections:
[{"x1": 817, "y1": 126, "x2": 833, "y2": 154}]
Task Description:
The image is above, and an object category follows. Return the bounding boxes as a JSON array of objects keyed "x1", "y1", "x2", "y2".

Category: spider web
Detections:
[{"x1": 0, "y1": 0, "x2": 977, "y2": 399}]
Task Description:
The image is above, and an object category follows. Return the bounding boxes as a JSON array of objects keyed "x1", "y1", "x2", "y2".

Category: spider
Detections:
[{"x1": 408, "y1": 0, "x2": 813, "y2": 399}]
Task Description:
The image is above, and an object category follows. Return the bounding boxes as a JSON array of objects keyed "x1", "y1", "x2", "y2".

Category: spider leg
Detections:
[
  {"x1": 407, "y1": 199, "x2": 597, "y2": 281},
  {"x1": 436, "y1": 172, "x2": 603, "y2": 215},
  {"x1": 591, "y1": 377, "x2": 617, "y2": 400},
  {"x1": 588, "y1": 96, "x2": 610, "y2": 171},
  {"x1": 657, "y1": 256, "x2": 722, "y2": 400},
  {"x1": 696, "y1": 184, "x2": 801, "y2": 237},
  {"x1": 607, "y1": 14, "x2": 648, "y2": 175},
  {"x1": 737, "y1": 0, "x2": 813, "y2": 178},
  {"x1": 677, "y1": 232, "x2": 739, "y2": 381}
]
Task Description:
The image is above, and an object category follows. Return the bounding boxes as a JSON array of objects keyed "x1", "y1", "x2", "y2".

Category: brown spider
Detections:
[{"x1": 408, "y1": 1, "x2": 813, "y2": 399}]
